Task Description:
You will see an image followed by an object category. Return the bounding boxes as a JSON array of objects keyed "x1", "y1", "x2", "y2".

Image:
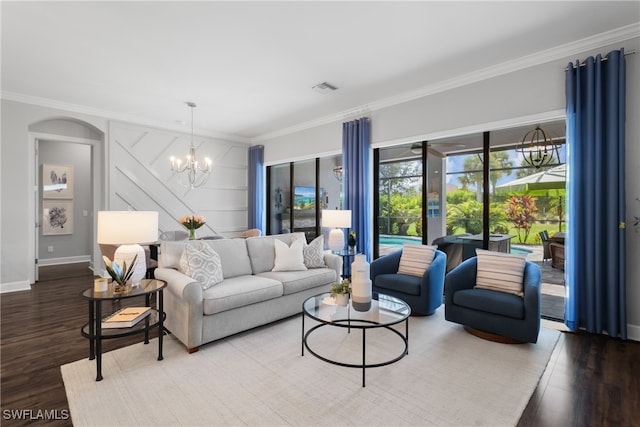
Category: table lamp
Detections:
[
  {"x1": 322, "y1": 209, "x2": 352, "y2": 252},
  {"x1": 97, "y1": 211, "x2": 159, "y2": 286}
]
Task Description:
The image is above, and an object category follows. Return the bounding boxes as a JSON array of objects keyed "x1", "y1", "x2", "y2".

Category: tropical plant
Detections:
[
  {"x1": 102, "y1": 254, "x2": 138, "y2": 286},
  {"x1": 446, "y1": 201, "x2": 483, "y2": 235},
  {"x1": 504, "y1": 195, "x2": 538, "y2": 243}
]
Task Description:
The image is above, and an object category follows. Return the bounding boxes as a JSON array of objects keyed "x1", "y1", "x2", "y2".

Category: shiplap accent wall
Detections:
[{"x1": 108, "y1": 121, "x2": 249, "y2": 237}]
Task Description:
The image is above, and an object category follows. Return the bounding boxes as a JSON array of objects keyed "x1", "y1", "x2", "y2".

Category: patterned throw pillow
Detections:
[
  {"x1": 303, "y1": 235, "x2": 326, "y2": 268},
  {"x1": 397, "y1": 244, "x2": 437, "y2": 277},
  {"x1": 179, "y1": 242, "x2": 224, "y2": 290},
  {"x1": 474, "y1": 249, "x2": 526, "y2": 297},
  {"x1": 272, "y1": 238, "x2": 307, "y2": 271}
]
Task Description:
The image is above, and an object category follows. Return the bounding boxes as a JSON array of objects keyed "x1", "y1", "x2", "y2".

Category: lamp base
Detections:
[
  {"x1": 114, "y1": 244, "x2": 147, "y2": 287},
  {"x1": 328, "y1": 228, "x2": 345, "y2": 252}
]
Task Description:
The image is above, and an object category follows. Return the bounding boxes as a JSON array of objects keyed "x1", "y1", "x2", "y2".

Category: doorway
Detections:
[{"x1": 29, "y1": 118, "x2": 104, "y2": 284}]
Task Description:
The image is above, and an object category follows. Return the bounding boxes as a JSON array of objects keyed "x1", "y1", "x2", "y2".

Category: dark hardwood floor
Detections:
[{"x1": 1, "y1": 263, "x2": 639, "y2": 426}]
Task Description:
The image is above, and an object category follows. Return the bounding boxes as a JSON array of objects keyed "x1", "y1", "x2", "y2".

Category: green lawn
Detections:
[{"x1": 450, "y1": 221, "x2": 565, "y2": 245}]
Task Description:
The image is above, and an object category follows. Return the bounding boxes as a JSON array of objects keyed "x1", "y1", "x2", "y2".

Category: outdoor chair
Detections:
[
  {"x1": 549, "y1": 242, "x2": 565, "y2": 270},
  {"x1": 538, "y1": 230, "x2": 551, "y2": 263}
]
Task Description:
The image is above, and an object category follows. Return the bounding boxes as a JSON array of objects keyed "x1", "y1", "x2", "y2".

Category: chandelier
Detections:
[
  {"x1": 518, "y1": 125, "x2": 560, "y2": 169},
  {"x1": 170, "y1": 102, "x2": 211, "y2": 188}
]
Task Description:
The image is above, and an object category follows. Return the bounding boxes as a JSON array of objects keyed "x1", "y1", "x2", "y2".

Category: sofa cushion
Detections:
[
  {"x1": 203, "y1": 238, "x2": 253, "y2": 279},
  {"x1": 453, "y1": 288, "x2": 525, "y2": 319},
  {"x1": 272, "y1": 238, "x2": 307, "y2": 271},
  {"x1": 160, "y1": 239, "x2": 252, "y2": 280},
  {"x1": 202, "y1": 275, "x2": 283, "y2": 315},
  {"x1": 246, "y1": 232, "x2": 306, "y2": 274},
  {"x1": 303, "y1": 235, "x2": 326, "y2": 268},
  {"x1": 179, "y1": 242, "x2": 223, "y2": 290},
  {"x1": 397, "y1": 244, "x2": 436, "y2": 277},
  {"x1": 159, "y1": 240, "x2": 189, "y2": 269},
  {"x1": 474, "y1": 249, "x2": 526, "y2": 297},
  {"x1": 258, "y1": 268, "x2": 336, "y2": 295},
  {"x1": 373, "y1": 273, "x2": 421, "y2": 296}
]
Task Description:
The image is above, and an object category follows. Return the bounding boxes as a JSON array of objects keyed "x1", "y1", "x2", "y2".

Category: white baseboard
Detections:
[
  {"x1": 627, "y1": 323, "x2": 640, "y2": 342},
  {"x1": 38, "y1": 255, "x2": 91, "y2": 266},
  {"x1": 0, "y1": 280, "x2": 31, "y2": 293}
]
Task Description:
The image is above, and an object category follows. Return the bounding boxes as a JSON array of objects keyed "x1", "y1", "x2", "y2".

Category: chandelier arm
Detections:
[{"x1": 169, "y1": 101, "x2": 211, "y2": 188}]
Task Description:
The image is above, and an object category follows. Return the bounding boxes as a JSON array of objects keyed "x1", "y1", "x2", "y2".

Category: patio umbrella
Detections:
[
  {"x1": 496, "y1": 164, "x2": 566, "y2": 232},
  {"x1": 496, "y1": 164, "x2": 565, "y2": 194}
]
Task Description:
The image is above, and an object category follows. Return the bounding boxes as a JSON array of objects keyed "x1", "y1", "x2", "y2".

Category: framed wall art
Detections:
[
  {"x1": 42, "y1": 163, "x2": 74, "y2": 199},
  {"x1": 43, "y1": 200, "x2": 74, "y2": 235}
]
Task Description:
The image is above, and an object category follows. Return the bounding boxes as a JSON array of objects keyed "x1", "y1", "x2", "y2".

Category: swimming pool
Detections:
[
  {"x1": 379, "y1": 235, "x2": 533, "y2": 255},
  {"x1": 379, "y1": 235, "x2": 422, "y2": 246}
]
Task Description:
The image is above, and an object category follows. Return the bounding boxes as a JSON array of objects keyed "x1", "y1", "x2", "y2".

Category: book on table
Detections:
[{"x1": 102, "y1": 307, "x2": 152, "y2": 328}]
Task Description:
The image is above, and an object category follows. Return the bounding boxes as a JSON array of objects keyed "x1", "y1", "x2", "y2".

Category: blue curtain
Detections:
[
  {"x1": 342, "y1": 117, "x2": 371, "y2": 262},
  {"x1": 248, "y1": 145, "x2": 265, "y2": 233},
  {"x1": 565, "y1": 49, "x2": 627, "y2": 339}
]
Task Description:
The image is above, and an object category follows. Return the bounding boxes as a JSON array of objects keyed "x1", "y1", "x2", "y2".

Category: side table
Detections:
[
  {"x1": 80, "y1": 278, "x2": 166, "y2": 381},
  {"x1": 332, "y1": 248, "x2": 358, "y2": 279}
]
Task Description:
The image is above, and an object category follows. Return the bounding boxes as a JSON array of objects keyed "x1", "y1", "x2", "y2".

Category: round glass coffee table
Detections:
[{"x1": 301, "y1": 292, "x2": 410, "y2": 387}]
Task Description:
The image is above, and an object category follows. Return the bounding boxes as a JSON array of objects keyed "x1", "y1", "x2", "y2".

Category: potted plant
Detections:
[
  {"x1": 102, "y1": 254, "x2": 137, "y2": 294},
  {"x1": 330, "y1": 279, "x2": 351, "y2": 306},
  {"x1": 348, "y1": 230, "x2": 357, "y2": 252}
]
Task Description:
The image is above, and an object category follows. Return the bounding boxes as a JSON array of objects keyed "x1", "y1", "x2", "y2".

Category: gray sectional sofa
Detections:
[{"x1": 154, "y1": 232, "x2": 341, "y2": 352}]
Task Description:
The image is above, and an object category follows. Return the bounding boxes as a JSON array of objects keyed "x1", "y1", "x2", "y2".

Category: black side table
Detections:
[
  {"x1": 80, "y1": 279, "x2": 166, "y2": 381},
  {"x1": 332, "y1": 248, "x2": 358, "y2": 279}
]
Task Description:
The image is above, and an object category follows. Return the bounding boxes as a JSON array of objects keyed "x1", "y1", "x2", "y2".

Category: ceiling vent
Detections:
[{"x1": 312, "y1": 82, "x2": 338, "y2": 94}]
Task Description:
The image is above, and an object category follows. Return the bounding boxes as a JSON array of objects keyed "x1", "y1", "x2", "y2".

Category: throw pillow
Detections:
[
  {"x1": 272, "y1": 238, "x2": 307, "y2": 272},
  {"x1": 179, "y1": 242, "x2": 224, "y2": 290},
  {"x1": 397, "y1": 244, "x2": 437, "y2": 277},
  {"x1": 303, "y1": 235, "x2": 326, "y2": 268},
  {"x1": 474, "y1": 249, "x2": 526, "y2": 297}
]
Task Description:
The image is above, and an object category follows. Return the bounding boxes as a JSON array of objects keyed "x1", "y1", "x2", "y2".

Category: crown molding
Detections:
[
  {"x1": 0, "y1": 91, "x2": 252, "y2": 144},
  {"x1": 254, "y1": 23, "x2": 639, "y2": 143}
]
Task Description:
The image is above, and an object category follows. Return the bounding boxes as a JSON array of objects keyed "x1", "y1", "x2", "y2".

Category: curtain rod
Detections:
[{"x1": 565, "y1": 50, "x2": 636, "y2": 71}]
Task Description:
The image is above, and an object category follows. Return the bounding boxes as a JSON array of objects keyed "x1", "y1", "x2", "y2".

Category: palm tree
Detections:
[{"x1": 458, "y1": 152, "x2": 514, "y2": 199}]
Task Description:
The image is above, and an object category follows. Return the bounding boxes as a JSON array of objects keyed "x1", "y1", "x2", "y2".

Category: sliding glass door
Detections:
[{"x1": 266, "y1": 154, "x2": 342, "y2": 242}]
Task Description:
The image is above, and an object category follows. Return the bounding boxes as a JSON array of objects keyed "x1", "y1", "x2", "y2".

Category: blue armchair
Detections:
[
  {"x1": 370, "y1": 249, "x2": 446, "y2": 316},
  {"x1": 444, "y1": 257, "x2": 541, "y2": 343}
]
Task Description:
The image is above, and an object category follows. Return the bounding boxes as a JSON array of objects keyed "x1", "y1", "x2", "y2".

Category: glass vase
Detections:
[{"x1": 189, "y1": 229, "x2": 196, "y2": 240}]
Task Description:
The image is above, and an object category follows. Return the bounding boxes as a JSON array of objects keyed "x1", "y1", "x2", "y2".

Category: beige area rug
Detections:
[{"x1": 61, "y1": 309, "x2": 559, "y2": 427}]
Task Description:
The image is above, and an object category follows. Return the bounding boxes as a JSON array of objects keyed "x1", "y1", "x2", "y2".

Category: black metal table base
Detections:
[
  {"x1": 80, "y1": 280, "x2": 166, "y2": 381},
  {"x1": 302, "y1": 315, "x2": 409, "y2": 387}
]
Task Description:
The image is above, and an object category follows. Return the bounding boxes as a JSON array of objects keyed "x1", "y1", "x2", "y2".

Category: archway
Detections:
[{"x1": 28, "y1": 118, "x2": 104, "y2": 282}]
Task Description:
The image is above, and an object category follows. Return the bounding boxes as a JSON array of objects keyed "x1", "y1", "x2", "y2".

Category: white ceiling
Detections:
[{"x1": 2, "y1": 1, "x2": 639, "y2": 142}]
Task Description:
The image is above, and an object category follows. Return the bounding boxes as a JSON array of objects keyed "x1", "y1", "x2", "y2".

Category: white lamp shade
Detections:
[
  {"x1": 321, "y1": 209, "x2": 352, "y2": 228},
  {"x1": 97, "y1": 211, "x2": 158, "y2": 244},
  {"x1": 97, "y1": 211, "x2": 158, "y2": 287}
]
